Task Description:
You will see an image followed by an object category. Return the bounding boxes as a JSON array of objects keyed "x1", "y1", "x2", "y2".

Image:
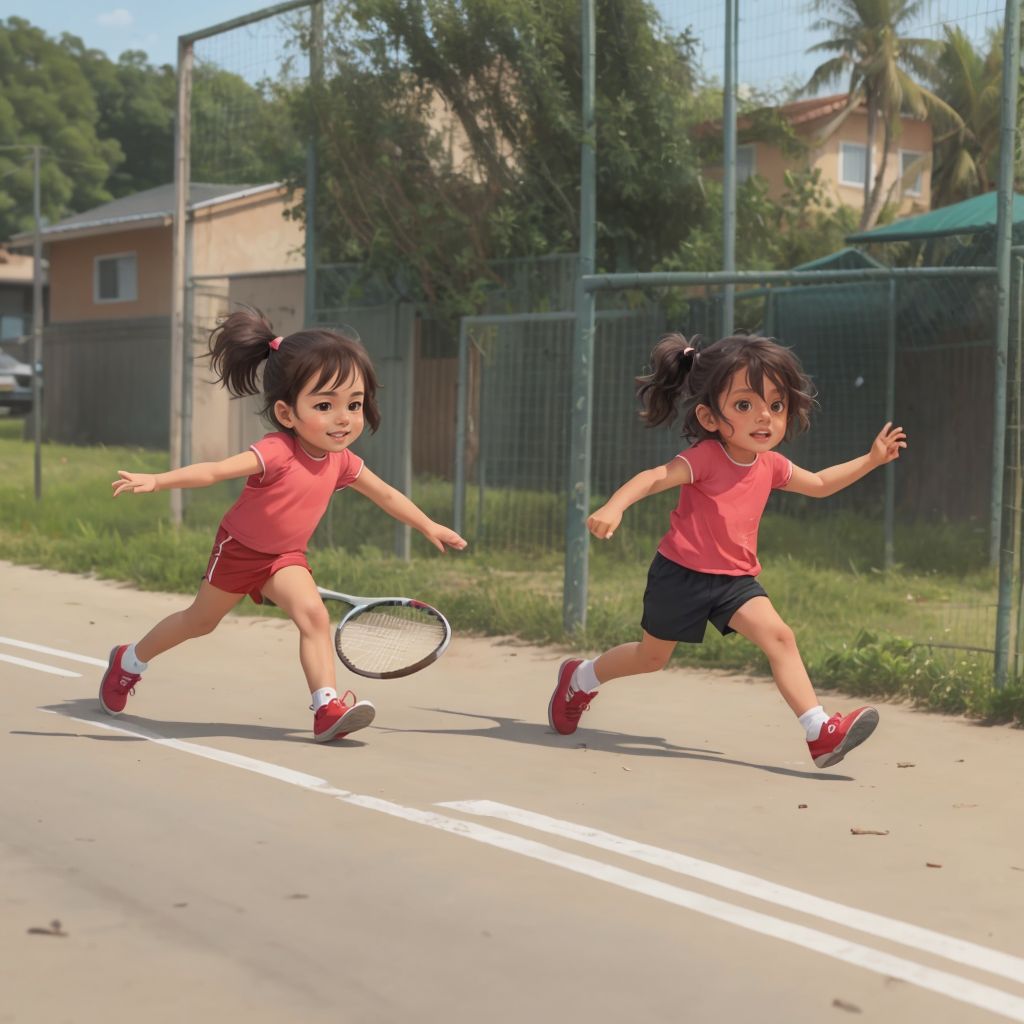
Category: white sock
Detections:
[
  {"x1": 573, "y1": 659, "x2": 601, "y2": 693},
  {"x1": 122, "y1": 643, "x2": 148, "y2": 674},
  {"x1": 311, "y1": 687, "x2": 337, "y2": 712},
  {"x1": 798, "y1": 705, "x2": 829, "y2": 740}
]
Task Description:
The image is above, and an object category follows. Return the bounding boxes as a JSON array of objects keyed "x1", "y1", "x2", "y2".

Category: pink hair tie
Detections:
[
  {"x1": 683, "y1": 347, "x2": 694, "y2": 355},
  {"x1": 269, "y1": 336, "x2": 283, "y2": 350}
]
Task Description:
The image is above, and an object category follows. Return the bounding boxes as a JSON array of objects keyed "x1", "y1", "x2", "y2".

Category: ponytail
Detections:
[
  {"x1": 635, "y1": 333, "x2": 698, "y2": 429},
  {"x1": 208, "y1": 307, "x2": 277, "y2": 398},
  {"x1": 207, "y1": 305, "x2": 382, "y2": 434},
  {"x1": 637, "y1": 332, "x2": 815, "y2": 442}
]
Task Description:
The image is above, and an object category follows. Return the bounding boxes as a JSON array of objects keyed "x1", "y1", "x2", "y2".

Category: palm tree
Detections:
[
  {"x1": 804, "y1": 0, "x2": 961, "y2": 229},
  {"x1": 929, "y1": 26, "x2": 1002, "y2": 207}
]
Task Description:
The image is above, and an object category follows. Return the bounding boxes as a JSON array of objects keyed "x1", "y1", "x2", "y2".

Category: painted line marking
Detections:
[
  {"x1": 0, "y1": 637, "x2": 107, "y2": 668},
  {"x1": 439, "y1": 799, "x2": 1024, "y2": 987},
  {"x1": 36, "y1": 707, "x2": 1024, "y2": 1023},
  {"x1": 2, "y1": 653, "x2": 81, "y2": 678}
]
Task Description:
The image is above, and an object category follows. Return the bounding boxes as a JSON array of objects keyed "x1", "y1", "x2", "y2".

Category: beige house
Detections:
[
  {"x1": 11, "y1": 182, "x2": 305, "y2": 451},
  {"x1": 0, "y1": 247, "x2": 45, "y2": 348},
  {"x1": 707, "y1": 93, "x2": 933, "y2": 217}
]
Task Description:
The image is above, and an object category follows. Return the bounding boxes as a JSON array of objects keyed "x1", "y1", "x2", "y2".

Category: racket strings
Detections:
[{"x1": 338, "y1": 609, "x2": 447, "y2": 674}]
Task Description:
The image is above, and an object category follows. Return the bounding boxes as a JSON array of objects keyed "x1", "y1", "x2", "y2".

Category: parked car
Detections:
[{"x1": 0, "y1": 351, "x2": 33, "y2": 414}]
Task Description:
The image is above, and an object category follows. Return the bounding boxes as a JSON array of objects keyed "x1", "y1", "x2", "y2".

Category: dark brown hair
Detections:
[
  {"x1": 208, "y1": 307, "x2": 380, "y2": 433},
  {"x1": 635, "y1": 333, "x2": 815, "y2": 442}
]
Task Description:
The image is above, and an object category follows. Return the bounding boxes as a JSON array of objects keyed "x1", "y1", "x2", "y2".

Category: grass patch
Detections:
[{"x1": 0, "y1": 429, "x2": 1019, "y2": 725}]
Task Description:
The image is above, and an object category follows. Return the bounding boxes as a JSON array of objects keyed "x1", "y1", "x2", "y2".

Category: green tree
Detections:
[
  {"x1": 80, "y1": 49, "x2": 177, "y2": 196},
  {"x1": 298, "y1": 0, "x2": 704, "y2": 316},
  {"x1": 191, "y1": 63, "x2": 302, "y2": 187},
  {"x1": 0, "y1": 17, "x2": 123, "y2": 240},
  {"x1": 929, "y1": 26, "x2": 1003, "y2": 207},
  {"x1": 804, "y1": 0, "x2": 959, "y2": 230}
]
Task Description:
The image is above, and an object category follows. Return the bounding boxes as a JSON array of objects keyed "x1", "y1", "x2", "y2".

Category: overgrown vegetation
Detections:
[{"x1": 1, "y1": 421, "x2": 1020, "y2": 725}]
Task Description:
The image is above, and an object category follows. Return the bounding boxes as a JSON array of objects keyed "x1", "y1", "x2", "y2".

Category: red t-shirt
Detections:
[
  {"x1": 657, "y1": 440, "x2": 792, "y2": 576},
  {"x1": 219, "y1": 432, "x2": 364, "y2": 554}
]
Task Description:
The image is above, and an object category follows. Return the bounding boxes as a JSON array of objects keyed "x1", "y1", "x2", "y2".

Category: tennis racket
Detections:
[{"x1": 317, "y1": 586, "x2": 452, "y2": 679}]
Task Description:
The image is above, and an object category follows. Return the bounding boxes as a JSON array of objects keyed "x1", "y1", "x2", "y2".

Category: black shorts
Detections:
[{"x1": 640, "y1": 552, "x2": 768, "y2": 644}]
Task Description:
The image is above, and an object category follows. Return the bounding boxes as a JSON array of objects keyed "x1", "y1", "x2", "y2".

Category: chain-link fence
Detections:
[{"x1": 165, "y1": 1, "x2": 1022, "y2": 676}]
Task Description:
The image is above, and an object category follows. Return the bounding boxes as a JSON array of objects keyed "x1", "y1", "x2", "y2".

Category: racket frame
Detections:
[{"x1": 317, "y1": 587, "x2": 452, "y2": 679}]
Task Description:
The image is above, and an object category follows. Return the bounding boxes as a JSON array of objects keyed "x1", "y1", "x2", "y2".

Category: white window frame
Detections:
[
  {"x1": 736, "y1": 143, "x2": 756, "y2": 184},
  {"x1": 839, "y1": 141, "x2": 869, "y2": 189},
  {"x1": 93, "y1": 251, "x2": 138, "y2": 304},
  {"x1": 899, "y1": 148, "x2": 925, "y2": 196}
]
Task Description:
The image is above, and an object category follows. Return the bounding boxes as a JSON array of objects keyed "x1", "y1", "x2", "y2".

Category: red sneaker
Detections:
[
  {"x1": 313, "y1": 690, "x2": 376, "y2": 743},
  {"x1": 548, "y1": 658, "x2": 597, "y2": 735},
  {"x1": 99, "y1": 645, "x2": 141, "y2": 716},
  {"x1": 808, "y1": 707, "x2": 879, "y2": 768}
]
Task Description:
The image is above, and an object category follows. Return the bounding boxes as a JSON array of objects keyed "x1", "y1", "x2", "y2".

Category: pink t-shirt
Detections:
[
  {"x1": 657, "y1": 440, "x2": 792, "y2": 576},
  {"x1": 219, "y1": 432, "x2": 364, "y2": 554}
]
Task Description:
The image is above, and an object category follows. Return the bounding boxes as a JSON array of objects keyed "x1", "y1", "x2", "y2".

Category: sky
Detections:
[{"x1": 5, "y1": 0, "x2": 1006, "y2": 93}]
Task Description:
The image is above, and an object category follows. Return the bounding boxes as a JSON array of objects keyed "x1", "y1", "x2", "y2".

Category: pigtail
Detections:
[
  {"x1": 208, "y1": 306, "x2": 277, "y2": 398},
  {"x1": 635, "y1": 333, "x2": 698, "y2": 429}
]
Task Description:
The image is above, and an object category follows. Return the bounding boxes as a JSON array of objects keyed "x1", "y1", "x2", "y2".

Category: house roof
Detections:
[
  {"x1": 777, "y1": 94, "x2": 861, "y2": 127},
  {"x1": 792, "y1": 246, "x2": 886, "y2": 271},
  {"x1": 9, "y1": 182, "x2": 283, "y2": 246},
  {"x1": 0, "y1": 247, "x2": 45, "y2": 285},
  {"x1": 846, "y1": 191, "x2": 1024, "y2": 243},
  {"x1": 695, "y1": 93, "x2": 881, "y2": 138}
]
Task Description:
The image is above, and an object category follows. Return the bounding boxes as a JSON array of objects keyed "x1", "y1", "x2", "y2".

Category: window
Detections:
[
  {"x1": 900, "y1": 150, "x2": 925, "y2": 196},
  {"x1": 736, "y1": 144, "x2": 756, "y2": 184},
  {"x1": 94, "y1": 253, "x2": 137, "y2": 303},
  {"x1": 839, "y1": 142, "x2": 868, "y2": 188}
]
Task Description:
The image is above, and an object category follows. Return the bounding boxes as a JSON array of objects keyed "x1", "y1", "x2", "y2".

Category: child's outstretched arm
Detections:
[
  {"x1": 111, "y1": 451, "x2": 261, "y2": 497},
  {"x1": 588, "y1": 456, "x2": 693, "y2": 539},
  {"x1": 783, "y1": 422, "x2": 907, "y2": 499},
  {"x1": 349, "y1": 467, "x2": 467, "y2": 552}
]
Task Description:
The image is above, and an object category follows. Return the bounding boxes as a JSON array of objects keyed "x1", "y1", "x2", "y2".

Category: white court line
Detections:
[
  {"x1": 36, "y1": 708, "x2": 1024, "y2": 1023},
  {"x1": 0, "y1": 636, "x2": 107, "y2": 667},
  {"x1": 439, "y1": 799, "x2": 1024, "y2": 988},
  {"x1": 2, "y1": 653, "x2": 80, "y2": 678}
]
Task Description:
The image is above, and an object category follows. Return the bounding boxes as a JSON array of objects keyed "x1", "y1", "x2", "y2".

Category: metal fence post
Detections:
[
  {"x1": 993, "y1": 0, "x2": 1021, "y2": 685},
  {"x1": 453, "y1": 317, "x2": 469, "y2": 537},
  {"x1": 564, "y1": 0, "x2": 596, "y2": 633},
  {"x1": 170, "y1": 36, "x2": 193, "y2": 527},
  {"x1": 304, "y1": 0, "x2": 323, "y2": 325},
  {"x1": 884, "y1": 276, "x2": 896, "y2": 569},
  {"x1": 721, "y1": 0, "x2": 738, "y2": 336},
  {"x1": 31, "y1": 145, "x2": 43, "y2": 501}
]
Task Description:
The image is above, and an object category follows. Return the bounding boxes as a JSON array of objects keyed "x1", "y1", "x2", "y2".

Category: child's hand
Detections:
[
  {"x1": 421, "y1": 523, "x2": 467, "y2": 553},
  {"x1": 112, "y1": 471, "x2": 158, "y2": 496},
  {"x1": 587, "y1": 505, "x2": 622, "y2": 540},
  {"x1": 869, "y1": 422, "x2": 907, "y2": 465}
]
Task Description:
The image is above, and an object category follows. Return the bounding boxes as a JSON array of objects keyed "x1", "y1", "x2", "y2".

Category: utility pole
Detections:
[{"x1": 32, "y1": 145, "x2": 43, "y2": 501}]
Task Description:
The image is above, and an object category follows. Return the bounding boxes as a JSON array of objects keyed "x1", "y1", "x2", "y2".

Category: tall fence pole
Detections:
[
  {"x1": 884, "y1": 277, "x2": 896, "y2": 569},
  {"x1": 304, "y1": 0, "x2": 323, "y2": 324},
  {"x1": 993, "y1": 0, "x2": 1021, "y2": 686},
  {"x1": 721, "y1": 0, "x2": 738, "y2": 335},
  {"x1": 564, "y1": 0, "x2": 597, "y2": 632},
  {"x1": 454, "y1": 318, "x2": 470, "y2": 538},
  {"x1": 31, "y1": 144, "x2": 43, "y2": 501},
  {"x1": 170, "y1": 36, "x2": 193, "y2": 527}
]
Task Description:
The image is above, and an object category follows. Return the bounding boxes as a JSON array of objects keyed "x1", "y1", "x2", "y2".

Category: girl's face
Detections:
[
  {"x1": 273, "y1": 369, "x2": 366, "y2": 458},
  {"x1": 696, "y1": 366, "x2": 788, "y2": 463}
]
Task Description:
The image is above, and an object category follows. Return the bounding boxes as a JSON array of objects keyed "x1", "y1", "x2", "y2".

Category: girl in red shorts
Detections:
[
  {"x1": 100, "y1": 308, "x2": 466, "y2": 742},
  {"x1": 548, "y1": 333, "x2": 906, "y2": 769}
]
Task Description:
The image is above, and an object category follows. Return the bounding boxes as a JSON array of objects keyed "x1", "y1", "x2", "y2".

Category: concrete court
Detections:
[{"x1": 2, "y1": 560, "x2": 1023, "y2": 1024}]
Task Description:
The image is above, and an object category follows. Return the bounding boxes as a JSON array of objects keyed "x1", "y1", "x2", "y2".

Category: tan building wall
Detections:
[
  {"x1": 47, "y1": 226, "x2": 172, "y2": 322},
  {"x1": 191, "y1": 189, "x2": 305, "y2": 277},
  {"x1": 189, "y1": 269, "x2": 307, "y2": 462},
  {"x1": 743, "y1": 110, "x2": 932, "y2": 217}
]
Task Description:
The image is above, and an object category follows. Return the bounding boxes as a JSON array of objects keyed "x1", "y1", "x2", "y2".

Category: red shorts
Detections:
[{"x1": 203, "y1": 526, "x2": 312, "y2": 604}]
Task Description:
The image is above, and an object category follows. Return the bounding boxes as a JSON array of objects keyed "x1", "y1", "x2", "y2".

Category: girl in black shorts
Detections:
[{"x1": 547, "y1": 333, "x2": 906, "y2": 769}]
